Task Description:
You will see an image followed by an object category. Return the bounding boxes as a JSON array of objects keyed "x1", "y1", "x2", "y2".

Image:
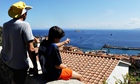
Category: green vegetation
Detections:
[
  {"x1": 103, "y1": 72, "x2": 139, "y2": 84},
  {"x1": 103, "y1": 65, "x2": 140, "y2": 84},
  {"x1": 114, "y1": 73, "x2": 137, "y2": 84},
  {"x1": 129, "y1": 64, "x2": 140, "y2": 82}
]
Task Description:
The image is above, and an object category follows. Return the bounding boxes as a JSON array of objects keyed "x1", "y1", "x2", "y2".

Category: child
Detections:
[{"x1": 38, "y1": 26, "x2": 82, "y2": 81}]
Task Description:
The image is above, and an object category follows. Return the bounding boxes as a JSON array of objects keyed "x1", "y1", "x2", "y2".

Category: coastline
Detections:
[{"x1": 33, "y1": 29, "x2": 140, "y2": 56}]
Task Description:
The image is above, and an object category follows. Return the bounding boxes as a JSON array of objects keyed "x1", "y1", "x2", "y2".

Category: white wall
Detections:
[{"x1": 106, "y1": 62, "x2": 129, "y2": 84}]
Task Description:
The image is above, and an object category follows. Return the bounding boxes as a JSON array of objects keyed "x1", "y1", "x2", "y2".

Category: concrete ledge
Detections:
[
  {"x1": 47, "y1": 79, "x2": 84, "y2": 84},
  {"x1": 25, "y1": 74, "x2": 84, "y2": 84}
]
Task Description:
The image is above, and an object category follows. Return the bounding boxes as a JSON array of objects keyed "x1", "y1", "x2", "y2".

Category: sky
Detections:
[{"x1": 1, "y1": 0, "x2": 140, "y2": 30}]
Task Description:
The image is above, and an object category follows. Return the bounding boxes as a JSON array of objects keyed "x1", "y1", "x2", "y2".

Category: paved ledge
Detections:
[{"x1": 25, "y1": 74, "x2": 84, "y2": 84}]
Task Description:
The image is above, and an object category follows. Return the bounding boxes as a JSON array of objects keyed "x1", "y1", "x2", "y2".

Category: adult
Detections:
[{"x1": 0, "y1": 1, "x2": 37, "y2": 84}]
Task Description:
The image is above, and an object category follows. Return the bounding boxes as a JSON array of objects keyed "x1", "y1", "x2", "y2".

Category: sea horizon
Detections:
[
  {"x1": 32, "y1": 29, "x2": 140, "y2": 56},
  {"x1": 32, "y1": 27, "x2": 139, "y2": 30}
]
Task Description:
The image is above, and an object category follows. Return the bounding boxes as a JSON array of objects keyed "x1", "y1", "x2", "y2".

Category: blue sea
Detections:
[{"x1": 32, "y1": 29, "x2": 140, "y2": 55}]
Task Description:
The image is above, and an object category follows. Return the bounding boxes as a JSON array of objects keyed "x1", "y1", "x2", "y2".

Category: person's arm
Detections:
[
  {"x1": 26, "y1": 41, "x2": 38, "y2": 75},
  {"x1": 56, "y1": 38, "x2": 70, "y2": 47},
  {"x1": 34, "y1": 37, "x2": 40, "y2": 47},
  {"x1": 55, "y1": 63, "x2": 67, "y2": 69}
]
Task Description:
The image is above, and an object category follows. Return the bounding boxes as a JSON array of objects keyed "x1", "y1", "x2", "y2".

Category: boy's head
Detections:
[{"x1": 48, "y1": 26, "x2": 65, "y2": 42}]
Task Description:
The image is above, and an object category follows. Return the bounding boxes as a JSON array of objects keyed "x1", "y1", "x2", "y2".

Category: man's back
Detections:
[{"x1": 1, "y1": 19, "x2": 34, "y2": 69}]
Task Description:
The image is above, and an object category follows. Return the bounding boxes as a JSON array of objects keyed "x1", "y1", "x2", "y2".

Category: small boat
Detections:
[{"x1": 75, "y1": 30, "x2": 80, "y2": 32}]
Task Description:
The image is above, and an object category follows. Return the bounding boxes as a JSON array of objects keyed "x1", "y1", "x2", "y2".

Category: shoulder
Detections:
[
  {"x1": 51, "y1": 43, "x2": 57, "y2": 48},
  {"x1": 17, "y1": 21, "x2": 32, "y2": 32},
  {"x1": 17, "y1": 20, "x2": 30, "y2": 26}
]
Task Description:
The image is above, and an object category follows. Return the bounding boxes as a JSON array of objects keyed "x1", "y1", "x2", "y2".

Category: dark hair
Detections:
[{"x1": 48, "y1": 26, "x2": 65, "y2": 41}]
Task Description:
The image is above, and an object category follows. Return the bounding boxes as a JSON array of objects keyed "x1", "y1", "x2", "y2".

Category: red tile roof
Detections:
[{"x1": 60, "y1": 51, "x2": 120, "y2": 84}]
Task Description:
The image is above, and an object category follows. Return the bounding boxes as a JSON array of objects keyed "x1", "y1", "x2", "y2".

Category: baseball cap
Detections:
[{"x1": 8, "y1": 1, "x2": 32, "y2": 18}]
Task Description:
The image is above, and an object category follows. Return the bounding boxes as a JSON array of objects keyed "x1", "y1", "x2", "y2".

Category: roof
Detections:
[
  {"x1": 27, "y1": 48, "x2": 131, "y2": 84},
  {"x1": 60, "y1": 51, "x2": 123, "y2": 84}
]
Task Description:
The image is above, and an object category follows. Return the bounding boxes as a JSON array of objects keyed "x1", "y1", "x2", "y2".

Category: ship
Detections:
[{"x1": 75, "y1": 30, "x2": 80, "y2": 32}]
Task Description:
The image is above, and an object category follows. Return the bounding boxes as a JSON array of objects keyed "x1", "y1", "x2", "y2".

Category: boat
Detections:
[
  {"x1": 75, "y1": 30, "x2": 80, "y2": 32},
  {"x1": 103, "y1": 44, "x2": 140, "y2": 50}
]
